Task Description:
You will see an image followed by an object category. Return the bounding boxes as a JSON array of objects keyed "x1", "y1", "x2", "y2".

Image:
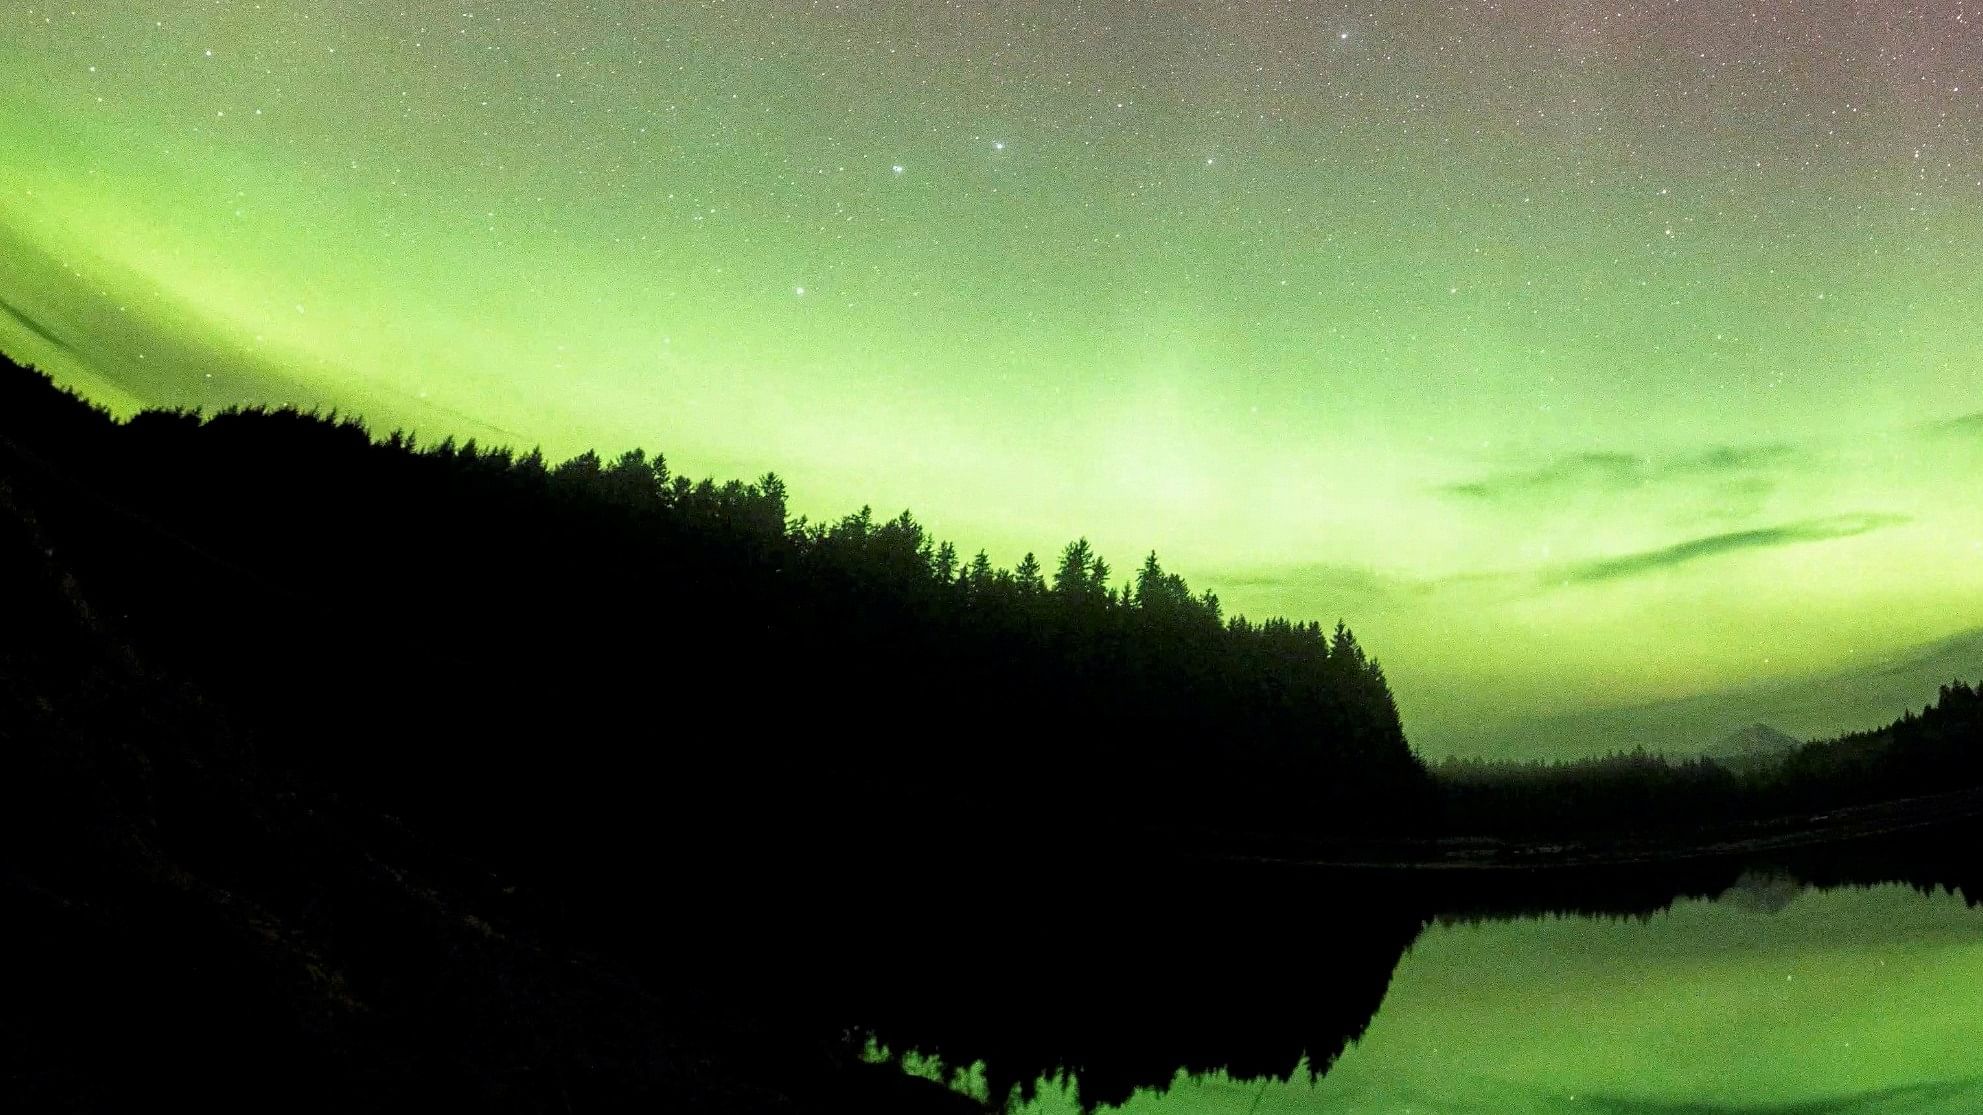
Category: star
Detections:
[{"x1": 13, "y1": 0, "x2": 1983, "y2": 756}]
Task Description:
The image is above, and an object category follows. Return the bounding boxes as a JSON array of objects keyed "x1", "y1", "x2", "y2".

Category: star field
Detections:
[{"x1": 4, "y1": 1, "x2": 1983, "y2": 754}]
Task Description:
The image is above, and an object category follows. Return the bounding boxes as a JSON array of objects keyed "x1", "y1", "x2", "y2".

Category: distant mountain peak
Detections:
[{"x1": 1705, "y1": 722, "x2": 1803, "y2": 771}]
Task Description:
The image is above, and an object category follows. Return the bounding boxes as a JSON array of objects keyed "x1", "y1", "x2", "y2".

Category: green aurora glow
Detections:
[
  {"x1": 5, "y1": 2, "x2": 1983, "y2": 755},
  {"x1": 1001, "y1": 883, "x2": 1983, "y2": 1113}
]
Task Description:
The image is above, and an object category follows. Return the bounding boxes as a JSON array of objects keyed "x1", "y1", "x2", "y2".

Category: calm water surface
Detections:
[{"x1": 898, "y1": 877, "x2": 1983, "y2": 1113}]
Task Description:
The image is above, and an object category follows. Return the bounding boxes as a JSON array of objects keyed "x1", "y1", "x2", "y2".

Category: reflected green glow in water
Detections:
[{"x1": 1005, "y1": 883, "x2": 1983, "y2": 1113}]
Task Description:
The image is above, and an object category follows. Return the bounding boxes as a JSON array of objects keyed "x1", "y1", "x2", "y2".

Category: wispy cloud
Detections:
[
  {"x1": 1442, "y1": 451, "x2": 1641, "y2": 499},
  {"x1": 1561, "y1": 513, "x2": 1908, "y2": 584},
  {"x1": 1203, "y1": 562, "x2": 1427, "y2": 609},
  {"x1": 1925, "y1": 411, "x2": 1983, "y2": 438},
  {"x1": 1204, "y1": 512, "x2": 1905, "y2": 609},
  {"x1": 1554, "y1": 1076, "x2": 1983, "y2": 1113},
  {"x1": 1204, "y1": 562, "x2": 1530, "y2": 613},
  {"x1": 1441, "y1": 444, "x2": 1802, "y2": 502},
  {"x1": 0, "y1": 297, "x2": 73, "y2": 353}
]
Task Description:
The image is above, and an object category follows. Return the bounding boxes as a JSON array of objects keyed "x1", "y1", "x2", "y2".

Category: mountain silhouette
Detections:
[
  {"x1": 1705, "y1": 723, "x2": 1804, "y2": 774},
  {"x1": 1462, "y1": 629, "x2": 1983, "y2": 762}
]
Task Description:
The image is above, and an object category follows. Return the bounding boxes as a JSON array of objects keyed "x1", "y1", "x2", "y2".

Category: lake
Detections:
[{"x1": 867, "y1": 865, "x2": 1983, "y2": 1113}]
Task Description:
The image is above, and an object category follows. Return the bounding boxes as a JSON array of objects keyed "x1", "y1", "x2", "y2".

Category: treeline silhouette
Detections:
[
  {"x1": 0, "y1": 446, "x2": 991, "y2": 1113},
  {"x1": 10, "y1": 350, "x2": 1983, "y2": 855},
  {"x1": 15, "y1": 351, "x2": 1983, "y2": 1111},
  {"x1": 0, "y1": 353, "x2": 1440, "y2": 1110},
  {"x1": 0, "y1": 356, "x2": 1423, "y2": 856},
  {"x1": 3, "y1": 467, "x2": 1428, "y2": 1113},
  {"x1": 1437, "y1": 681, "x2": 1983, "y2": 837}
]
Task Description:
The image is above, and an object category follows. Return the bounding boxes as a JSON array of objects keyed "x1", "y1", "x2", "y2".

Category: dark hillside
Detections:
[
  {"x1": 1433, "y1": 687, "x2": 1983, "y2": 841},
  {"x1": 10, "y1": 353, "x2": 1983, "y2": 1111},
  {"x1": 0, "y1": 354, "x2": 1434, "y2": 1109},
  {"x1": 0, "y1": 353, "x2": 1425, "y2": 869},
  {"x1": 1, "y1": 463, "x2": 989, "y2": 1112}
]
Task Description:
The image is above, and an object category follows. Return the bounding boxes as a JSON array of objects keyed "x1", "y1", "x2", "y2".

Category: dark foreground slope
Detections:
[
  {"x1": 0, "y1": 355, "x2": 1432, "y2": 1110},
  {"x1": 0, "y1": 499, "x2": 1424, "y2": 1113},
  {"x1": 0, "y1": 456, "x2": 984, "y2": 1112},
  {"x1": 0, "y1": 355, "x2": 1423, "y2": 850},
  {"x1": 11, "y1": 355, "x2": 1983, "y2": 1112}
]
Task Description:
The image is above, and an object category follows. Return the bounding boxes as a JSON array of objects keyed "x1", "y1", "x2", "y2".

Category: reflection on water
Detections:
[
  {"x1": 1048, "y1": 880, "x2": 1983, "y2": 1113},
  {"x1": 860, "y1": 844, "x2": 1983, "y2": 1114}
]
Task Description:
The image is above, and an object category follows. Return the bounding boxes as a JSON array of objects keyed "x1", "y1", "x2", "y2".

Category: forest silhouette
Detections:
[
  {"x1": 5, "y1": 351, "x2": 1983, "y2": 1111},
  {"x1": 4, "y1": 355, "x2": 1976, "y2": 847},
  {"x1": 0, "y1": 354, "x2": 1425, "y2": 848}
]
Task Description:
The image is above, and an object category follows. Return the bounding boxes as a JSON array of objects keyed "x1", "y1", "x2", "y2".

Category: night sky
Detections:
[{"x1": 5, "y1": 2, "x2": 1983, "y2": 756}]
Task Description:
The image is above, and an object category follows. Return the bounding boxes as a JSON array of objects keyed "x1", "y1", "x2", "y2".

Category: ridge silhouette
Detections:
[{"x1": 6, "y1": 352, "x2": 1983, "y2": 1111}]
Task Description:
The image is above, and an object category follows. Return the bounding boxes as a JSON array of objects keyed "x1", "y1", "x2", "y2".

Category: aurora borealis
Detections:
[{"x1": 5, "y1": 2, "x2": 1983, "y2": 756}]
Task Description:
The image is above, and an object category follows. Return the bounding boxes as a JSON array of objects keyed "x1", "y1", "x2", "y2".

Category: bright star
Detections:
[
  {"x1": 794, "y1": 286, "x2": 806, "y2": 297},
  {"x1": 892, "y1": 165, "x2": 905, "y2": 175}
]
